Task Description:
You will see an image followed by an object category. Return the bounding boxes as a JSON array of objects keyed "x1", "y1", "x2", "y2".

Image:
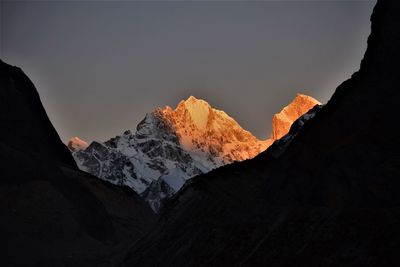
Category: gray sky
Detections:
[{"x1": 1, "y1": 0, "x2": 375, "y2": 142}]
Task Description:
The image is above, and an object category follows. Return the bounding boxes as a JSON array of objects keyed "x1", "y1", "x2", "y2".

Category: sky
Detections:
[{"x1": 0, "y1": 0, "x2": 375, "y2": 143}]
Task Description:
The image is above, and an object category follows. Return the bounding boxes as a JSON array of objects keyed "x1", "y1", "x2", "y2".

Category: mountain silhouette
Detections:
[
  {"x1": 124, "y1": 1, "x2": 400, "y2": 266},
  {"x1": 0, "y1": 59, "x2": 156, "y2": 266}
]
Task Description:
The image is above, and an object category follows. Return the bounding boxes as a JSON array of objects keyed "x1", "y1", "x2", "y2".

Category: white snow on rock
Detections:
[{"x1": 70, "y1": 94, "x2": 320, "y2": 212}]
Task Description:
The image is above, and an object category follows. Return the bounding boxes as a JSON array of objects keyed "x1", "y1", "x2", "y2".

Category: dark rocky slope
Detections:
[
  {"x1": 124, "y1": 1, "x2": 400, "y2": 266},
  {"x1": 0, "y1": 60, "x2": 156, "y2": 266},
  {"x1": 0, "y1": 60, "x2": 76, "y2": 167}
]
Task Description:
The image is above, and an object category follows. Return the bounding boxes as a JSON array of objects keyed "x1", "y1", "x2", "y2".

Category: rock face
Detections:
[
  {"x1": 124, "y1": 1, "x2": 400, "y2": 266},
  {"x1": 161, "y1": 96, "x2": 272, "y2": 164},
  {"x1": 68, "y1": 136, "x2": 89, "y2": 151},
  {"x1": 72, "y1": 111, "x2": 203, "y2": 212},
  {"x1": 271, "y1": 94, "x2": 321, "y2": 140},
  {"x1": 0, "y1": 59, "x2": 156, "y2": 266}
]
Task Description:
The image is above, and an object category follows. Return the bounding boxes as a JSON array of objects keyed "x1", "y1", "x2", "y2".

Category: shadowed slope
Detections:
[
  {"x1": 0, "y1": 60, "x2": 76, "y2": 167},
  {"x1": 124, "y1": 1, "x2": 400, "y2": 266},
  {"x1": 0, "y1": 60, "x2": 156, "y2": 266}
]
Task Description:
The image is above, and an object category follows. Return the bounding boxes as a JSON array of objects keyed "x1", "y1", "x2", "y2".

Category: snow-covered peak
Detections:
[
  {"x1": 71, "y1": 93, "x2": 320, "y2": 213},
  {"x1": 181, "y1": 96, "x2": 211, "y2": 130},
  {"x1": 271, "y1": 93, "x2": 321, "y2": 140},
  {"x1": 159, "y1": 96, "x2": 270, "y2": 165},
  {"x1": 67, "y1": 136, "x2": 89, "y2": 152}
]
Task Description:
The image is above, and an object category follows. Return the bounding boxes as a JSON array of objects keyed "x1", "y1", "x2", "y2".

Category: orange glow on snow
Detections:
[{"x1": 158, "y1": 94, "x2": 320, "y2": 164}]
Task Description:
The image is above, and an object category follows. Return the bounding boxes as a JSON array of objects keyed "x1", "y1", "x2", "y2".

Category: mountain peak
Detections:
[
  {"x1": 185, "y1": 95, "x2": 200, "y2": 102},
  {"x1": 164, "y1": 96, "x2": 216, "y2": 131},
  {"x1": 271, "y1": 93, "x2": 321, "y2": 140},
  {"x1": 68, "y1": 136, "x2": 89, "y2": 152},
  {"x1": 72, "y1": 93, "x2": 320, "y2": 211},
  {"x1": 294, "y1": 93, "x2": 320, "y2": 105},
  {"x1": 182, "y1": 96, "x2": 211, "y2": 130},
  {"x1": 160, "y1": 96, "x2": 268, "y2": 165}
]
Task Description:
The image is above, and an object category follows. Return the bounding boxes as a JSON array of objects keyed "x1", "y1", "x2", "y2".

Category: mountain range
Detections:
[
  {"x1": 123, "y1": 1, "x2": 400, "y2": 265},
  {"x1": 70, "y1": 94, "x2": 320, "y2": 211},
  {"x1": 2, "y1": 1, "x2": 400, "y2": 266}
]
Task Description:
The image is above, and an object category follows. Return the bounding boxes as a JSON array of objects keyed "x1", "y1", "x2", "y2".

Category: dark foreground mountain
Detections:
[
  {"x1": 0, "y1": 60, "x2": 156, "y2": 266},
  {"x1": 124, "y1": 1, "x2": 400, "y2": 266}
]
